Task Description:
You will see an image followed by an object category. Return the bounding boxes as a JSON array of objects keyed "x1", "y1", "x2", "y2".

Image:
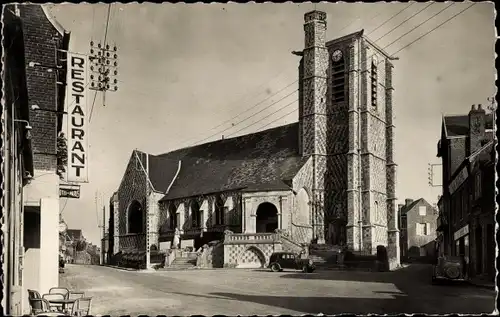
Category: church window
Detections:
[
  {"x1": 331, "y1": 51, "x2": 346, "y2": 103},
  {"x1": 215, "y1": 195, "x2": 225, "y2": 225},
  {"x1": 371, "y1": 57, "x2": 378, "y2": 108}
]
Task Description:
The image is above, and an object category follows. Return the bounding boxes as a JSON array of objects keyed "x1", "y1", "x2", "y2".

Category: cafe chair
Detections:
[
  {"x1": 66, "y1": 292, "x2": 85, "y2": 313},
  {"x1": 49, "y1": 287, "x2": 70, "y2": 299},
  {"x1": 28, "y1": 289, "x2": 42, "y2": 300},
  {"x1": 70, "y1": 297, "x2": 92, "y2": 316},
  {"x1": 42, "y1": 293, "x2": 65, "y2": 312},
  {"x1": 29, "y1": 298, "x2": 53, "y2": 315}
]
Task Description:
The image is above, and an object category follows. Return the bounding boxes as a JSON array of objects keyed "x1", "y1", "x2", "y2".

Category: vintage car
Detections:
[
  {"x1": 268, "y1": 251, "x2": 315, "y2": 273},
  {"x1": 432, "y1": 255, "x2": 467, "y2": 284}
]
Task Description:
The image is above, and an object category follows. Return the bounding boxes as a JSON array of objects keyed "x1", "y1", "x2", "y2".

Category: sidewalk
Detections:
[{"x1": 468, "y1": 276, "x2": 495, "y2": 290}]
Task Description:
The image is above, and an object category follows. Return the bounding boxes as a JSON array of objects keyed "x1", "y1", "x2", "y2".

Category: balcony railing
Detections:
[
  {"x1": 119, "y1": 233, "x2": 146, "y2": 251},
  {"x1": 224, "y1": 232, "x2": 279, "y2": 245}
]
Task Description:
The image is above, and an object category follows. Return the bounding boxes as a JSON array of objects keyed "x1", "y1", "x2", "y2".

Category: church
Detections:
[{"x1": 108, "y1": 10, "x2": 400, "y2": 270}]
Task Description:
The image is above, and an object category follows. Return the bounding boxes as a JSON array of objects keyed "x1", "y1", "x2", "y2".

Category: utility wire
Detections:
[
  {"x1": 189, "y1": 89, "x2": 298, "y2": 146},
  {"x1": 189, "y1": 2, "x2": 473, "y2": 145},
  {"x1": 383, "y1": 3, "x2": 455, "y2": 51},
  {"x1": 227, "y1": 98, "x2": 299, "y2": 138},
  {"x1": 373, "y1": 3, "x2": 435, "y2": 43},
  {"x1": 390, "y1": 3, "x2": 476, "y2": 56},
  {"x1": 185, "y1": 4, "x2": 442, "y2": 146},
  {"x1": 367, "y1": 3, "x2": 415, "y2": 36},
  {"x1": 178, "y1": 81, "x2": 298, "y2": 147}
]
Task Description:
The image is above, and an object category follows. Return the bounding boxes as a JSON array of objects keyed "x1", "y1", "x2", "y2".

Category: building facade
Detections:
[
  {"x1": 437, "y1": 104, "x2": 495, "y2": 280},
  {"x1": 2, "y1": 7, "x2": 35, "y2": 314},
  {"x1": 109, "y1": 10, "x2": 400, "y2": 270},
  {"x1": 1, "y1": 4, "x2": 70, "y2": 314},
  {"x1": 398, "y1": 198, "x2": 438, "y2": 261}
]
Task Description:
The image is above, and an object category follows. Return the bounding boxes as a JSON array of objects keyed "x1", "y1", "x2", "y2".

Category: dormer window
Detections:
[{"x1": 371, "y1": 56, "x2": 378, "y2": 109}]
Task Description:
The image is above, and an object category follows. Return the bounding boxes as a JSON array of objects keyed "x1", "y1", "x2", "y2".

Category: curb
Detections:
[
  {"x1": 467, "y1": 281, "x2": 495, "y2": 290},
  {"x1": 101, "y1": 265, "x2": 139, "y2": 271}
]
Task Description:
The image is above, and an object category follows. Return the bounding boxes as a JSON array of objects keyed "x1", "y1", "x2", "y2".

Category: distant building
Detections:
[
  {"x1": 398, "y1": 198, "x2": 438, "y2": 261},
  {"x1": 437, "y1": 104, "x2": 495, "y2": 281},
  {"x1": 66, "y1": 229, "x2": 83, "y2": 241}
]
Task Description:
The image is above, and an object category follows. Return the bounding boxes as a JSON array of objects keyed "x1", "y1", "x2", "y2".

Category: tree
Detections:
[{"x1": 57, "y1": 132, "x2": 68, "y2": 180}]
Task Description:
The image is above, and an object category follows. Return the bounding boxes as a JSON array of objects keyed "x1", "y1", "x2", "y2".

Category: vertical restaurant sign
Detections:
[{"x1": 66, "y1": 52, "x2": 89, "y2": 183}]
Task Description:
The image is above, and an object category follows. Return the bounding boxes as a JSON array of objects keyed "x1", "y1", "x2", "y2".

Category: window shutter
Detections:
[{"x1": 426, "y1": 223, "x2": 431, "y2": 235}]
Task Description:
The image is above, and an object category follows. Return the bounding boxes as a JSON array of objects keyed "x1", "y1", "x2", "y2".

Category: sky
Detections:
[{"x1": 48, "y1": 2, "x2": 496, "y2": 245}]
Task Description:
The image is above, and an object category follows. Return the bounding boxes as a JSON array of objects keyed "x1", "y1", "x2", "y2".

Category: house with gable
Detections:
[{"x1": 109, "y1": 10, "x2": 401, "y2": 270}]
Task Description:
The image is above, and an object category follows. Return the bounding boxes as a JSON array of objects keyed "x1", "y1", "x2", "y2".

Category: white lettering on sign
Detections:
[
  {"x1": 66, "y1": 53, "x2": 89, "y2": 183},
  {"x1": 449, "y1": 167, "x2": 468, "y2": 195},
  {"x1": 454, "y1": 224, "x2": 469, "y2": 241}
]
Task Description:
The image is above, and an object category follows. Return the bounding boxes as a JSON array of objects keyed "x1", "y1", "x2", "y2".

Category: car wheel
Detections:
[{"x1": 271, "y1": 263, "x2": 281, "y2": 272}]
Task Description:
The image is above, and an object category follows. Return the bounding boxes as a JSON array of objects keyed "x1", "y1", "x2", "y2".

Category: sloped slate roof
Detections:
[
  {"x1": 443, "y1": 113, "x2": 494, "y2": 137},
  {"x1": 155, "y1": 123, "x2": 307, "y2": 201},
  {"x1": 400, "y1": 198, "x2": 423, "y2": 215},
  {"x1": 147, "y1": 155, "x2": 181, "y2": 193}
]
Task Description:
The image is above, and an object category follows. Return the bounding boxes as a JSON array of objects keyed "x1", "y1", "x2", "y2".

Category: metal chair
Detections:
[
  {"x1": 28, "y1": 289, "x2": 42, "y2": 299},
  {"x1": 66, "y1": 292, "x2": 85, "y2": 313},
  {"x1": 49, "y1": 287, "x2": 70, "y2": 299},
  {"x1": 68, "y1": 292, "x2": 85, "y2": 300},
  {"x1": 70, "y1": 297, "x2": 92, "y2": 316},
  {"x1": 29, "y1": 298, "x2": 53, "y2": 315},
  {"x1": 42, "y1": 293, "x2": 65, "y2": 312}
]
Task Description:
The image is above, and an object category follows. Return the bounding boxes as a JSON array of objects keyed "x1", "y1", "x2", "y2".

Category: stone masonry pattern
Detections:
[{"x1": 20, "y1": 5, "x2": 62, "y2": 172}]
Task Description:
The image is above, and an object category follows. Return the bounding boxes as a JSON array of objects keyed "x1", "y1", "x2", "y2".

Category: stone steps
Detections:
[{"x1": 165, "y1": 257, "x2": 197, "y2": 270}]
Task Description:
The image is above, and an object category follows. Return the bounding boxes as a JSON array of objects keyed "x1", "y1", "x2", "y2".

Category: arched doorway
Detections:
[
  {"x1": 256, "y1": 202, "x2": 278, "y2": 233},
  {"x1": 190, "y1": 200, "x2": 201, "y2": 228},
  {"x1": 168, "y1": 203, "x2": 177, "y2": 230},
  {"x1": 127, "y1": 200, "x2": 143, "y2": 234}
]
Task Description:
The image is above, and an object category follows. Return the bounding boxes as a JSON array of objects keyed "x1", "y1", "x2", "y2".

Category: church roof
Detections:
[
  {"x1": 442, "y1": 113, "x2": 494, "y2": 137},
  {"x1": 153, "y1": 123, "x2": 306, "y2": 201}
]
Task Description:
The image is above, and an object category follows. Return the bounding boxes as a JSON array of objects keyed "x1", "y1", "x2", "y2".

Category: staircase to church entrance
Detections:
[{"x1": 163, "y1": 257, "x2": 197, "y2": 270}]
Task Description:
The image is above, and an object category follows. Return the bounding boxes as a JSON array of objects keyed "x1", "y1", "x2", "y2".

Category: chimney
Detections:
[
  {"x1": 300, "y1": 10, "x2": 328, "y2": 157},
  {"x1": 468, "y1": 103, "x2": 486, "y2": 154},
  {"x1": 398, "y1": 203, "x2": 405, "y2": 213},
  {"x1": 405, "y1": 199, "x2": 413, "y2": 207}
]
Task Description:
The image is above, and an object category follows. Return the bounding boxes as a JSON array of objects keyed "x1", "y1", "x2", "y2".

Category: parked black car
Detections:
[
  {"x1": 268, "y1": 251, "x2": 315, "y2": 273},
  {"x1": 432, "y1": 255, "x2": 467, "y2": 284}
]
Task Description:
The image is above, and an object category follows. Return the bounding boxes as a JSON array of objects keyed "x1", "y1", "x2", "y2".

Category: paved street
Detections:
[{"x1": 60, "y1": 264, "x2": 496, "y2": 315}]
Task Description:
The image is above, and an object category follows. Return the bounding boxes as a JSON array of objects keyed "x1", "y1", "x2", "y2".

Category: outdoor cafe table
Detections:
[{"x1": 46, "y1": 298, "x2": 76, "y2": 313}]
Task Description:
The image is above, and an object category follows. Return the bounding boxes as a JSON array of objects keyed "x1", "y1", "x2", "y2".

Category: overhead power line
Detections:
[
  {"x1": 373, "y1": 3, "x2": 435, "y2": 43},
  {"x1": 189, "y1": 89, "x2": 298, "y2": 146},
  {"x1": 367, "y1": 3, "x2": 415, "y2": 36},
  {"x1": 384, "y1": 3, "x2": 455, "y2": 51},
  {"x1": 391, "y1": 3, "x2": 476, "y2": 55},
  {"x1": 227, "y1": 98, "x2": 299, "y2": 138},
  {"x1": 186, "y1": 3, "x2": 463, "y2": 147},
  {"x1": 176, "y1": 81, "x2": 298, "y2": 148}
]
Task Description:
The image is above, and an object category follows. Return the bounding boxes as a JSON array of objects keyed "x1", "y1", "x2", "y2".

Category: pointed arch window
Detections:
[
  {"x1": 331, "y1": 51, "x2": 346, "y2": 103},
  {"x1": 215, "y1": 195, "x2": 225, "y2": 225}
]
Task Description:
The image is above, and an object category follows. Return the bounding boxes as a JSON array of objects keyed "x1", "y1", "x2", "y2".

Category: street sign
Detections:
[{"x1": 60, "y1": 184, "x2": 81, "y2": 199}]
